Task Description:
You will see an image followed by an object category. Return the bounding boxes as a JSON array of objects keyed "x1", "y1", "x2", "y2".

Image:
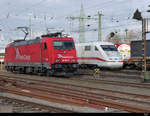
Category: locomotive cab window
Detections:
[
  {"x1": 53, "y1": 41, "x2": 74, "y2": 49},
  {"x1": 85, "y1": 46, "x2": 91, "y2": 51},
  {"x1": 44, "y1": 43, "x2": 47, "y2": 50},
  {"x1": 5, "y1": 48, "x2": 7, "y2": 53},
  {"x1": 0, "y1": 53, "x2": 4, "y2": 56}
]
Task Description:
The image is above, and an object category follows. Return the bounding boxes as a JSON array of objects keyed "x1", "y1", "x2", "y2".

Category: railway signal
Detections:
[
  {"x1": 132, "y1": 8, "x2": 150, "y2": 82},
  {"x1": 132, "y1": 9, "x2": 142, "y2": 21}
]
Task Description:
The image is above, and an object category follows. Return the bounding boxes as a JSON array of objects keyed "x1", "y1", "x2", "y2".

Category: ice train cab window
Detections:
[
  {"x1": 85, "y1": 46, "x2": 91, "y2": 51},
  {"x1": 95, "y1": 46, "x2": 98, "y2": 51},
  {"x1": 101, "y1": 45, "x2": 117, "y2": 51}
]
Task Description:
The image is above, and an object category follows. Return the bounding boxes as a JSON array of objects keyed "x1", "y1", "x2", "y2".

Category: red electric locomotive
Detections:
[{"x1": 4, "y1": 32, "x2": 78, "y2": 76}]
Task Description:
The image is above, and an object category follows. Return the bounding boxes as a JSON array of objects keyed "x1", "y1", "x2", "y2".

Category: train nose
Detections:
[{"x1": 107, "y1": 57, "x2": 123, "y2": 69}]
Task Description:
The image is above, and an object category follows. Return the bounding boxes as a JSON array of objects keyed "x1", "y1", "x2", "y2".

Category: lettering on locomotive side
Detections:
[
  {"x1": 57, "y1": 54, "x2": 73, "y2": 58},
  {"x1": 15, "y1": 48, "x2": 31, "y2": 60}
]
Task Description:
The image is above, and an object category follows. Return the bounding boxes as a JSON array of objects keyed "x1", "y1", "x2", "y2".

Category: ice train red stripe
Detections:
[{"x1": 78, "y1": 57, "x2": 124, "y2": 63}]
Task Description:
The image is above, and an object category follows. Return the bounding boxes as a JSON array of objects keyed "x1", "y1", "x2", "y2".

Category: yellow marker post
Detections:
[{"x1": 93, "y1": 68, "x2": 101, "y2": 78}]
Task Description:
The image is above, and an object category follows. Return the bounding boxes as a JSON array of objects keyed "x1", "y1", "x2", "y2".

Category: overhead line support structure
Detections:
[
  {"x1": 98, "y1": 12, "x2": 103, "y2": 41},
  {"x1": 141, "y1": 18, "x2": 150, "y2": 82},
  {"x1": 67, "y1": 12, "x2": 103, "y2": 43}
]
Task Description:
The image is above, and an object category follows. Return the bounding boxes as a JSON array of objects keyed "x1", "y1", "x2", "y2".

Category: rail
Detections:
[{"x1": 0, "y1": 74, "x2": 150, "y2": 112}]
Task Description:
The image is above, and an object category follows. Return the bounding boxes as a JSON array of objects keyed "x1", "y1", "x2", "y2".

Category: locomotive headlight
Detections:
[
  {"x1": 71, "y1": 59, "x2": 76, "y2": 62},
  {"x1": 119, "y1": 57, "x2": 123, "y2": 60},
  {"x1": 56, "y1": 59, "x2": 60, "y2": 63}
]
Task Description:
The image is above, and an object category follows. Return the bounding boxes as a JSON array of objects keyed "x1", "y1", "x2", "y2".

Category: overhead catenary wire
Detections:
[
  {"x1": 0, "y1": 0, "x2": 143, "y2": 27},
  {"x1": 64, "y1": 0, "x2": 144, "y2": 36},
  {"x1": 57, "y1": 0, "x2": 115, "y2": 20},
  {"x1": 0, "y1": 0, "x2": 147, "y2": 38}
]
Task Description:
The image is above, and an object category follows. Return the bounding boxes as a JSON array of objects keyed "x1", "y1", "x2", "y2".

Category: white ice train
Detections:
[{"x1": 75, "y1": 41, "x2": 124, "y2": 69}]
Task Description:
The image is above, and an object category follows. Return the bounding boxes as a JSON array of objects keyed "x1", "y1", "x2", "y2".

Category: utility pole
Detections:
[
  {"x1": 142, "y1": 19, "x2": 147, "y2": 72},
  {"x1": 29, "y1": 13, "x2": 32, "y2": 39},
  {"x1": 98, "y1": 12, "x2": 103, "y2": 41},
  {"x1": 44, "y1": 15, "x2": 47, "y2": 34},
  {"x1": 67, "y1": 10, "x2": 103, "y2": 43},
  {"x1": 66, "y1": 3, "x2": 86, "y2": 43},
  {"x1": 79, "y1": 3, "x2": 85, "y2": 43},
  {"x1": 125, "y1": 29, "x2": 128, "y2": 43},
  {"x1": 141, "y1": 18, "x2": 150, "y2": 82}
]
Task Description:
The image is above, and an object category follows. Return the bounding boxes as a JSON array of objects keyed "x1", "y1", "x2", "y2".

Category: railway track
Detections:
[
  {"x1": 0, "y1": 74, "x2": 150, "y2": 112},
  {"x1": 77, "y1": 69, "x2": 142, "y2": 79},
  {"x1": 0, "y1": 96, "x2": 73, "y2": 113},
  {"x1": 69, "y1": 76, "x2": 150, "y2": 89}
]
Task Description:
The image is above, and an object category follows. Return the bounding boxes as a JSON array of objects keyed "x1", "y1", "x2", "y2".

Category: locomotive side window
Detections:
[
  {"x1": 44, "y1": 43, "x2": 47, "y2": 50},
  {"x1": 95, "y1": 46, "x2": 98, "y2": 51},
  {"x1": 85, "y1": 46, "x2": 91, "y2": 51},
  {"x1": 5, "y1": 48, "x2": 7, "y2": 53},
  {"x1": 53, "y1": 41, "x2": 74, "y2": 49},
  {"x1": 0, "y1": 53, "x2": 4, "y2": 56},
  {"x1": 101, "y1": 45, "x2": 117, "y2": 51}
]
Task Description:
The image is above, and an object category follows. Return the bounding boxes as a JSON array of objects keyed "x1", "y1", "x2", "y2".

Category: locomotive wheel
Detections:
[
  {"x1": 37, "y1": 73, "x2": 44, "y2": 76},
  {"x1": 46, "y1": 69, "x2": 54, "y2": 76},
  {"x1": 46, "y1": 72, "x2": 51, "y2": 76}
]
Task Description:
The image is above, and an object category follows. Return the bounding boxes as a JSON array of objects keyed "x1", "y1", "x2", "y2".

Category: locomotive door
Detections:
[{"x1": 41, "y1": 42, "x2": 49, "y2": 67}]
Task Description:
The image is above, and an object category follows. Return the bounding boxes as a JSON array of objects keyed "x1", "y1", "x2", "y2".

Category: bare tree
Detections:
[{"x1": 105, "y1": 32, "x2": 121, "y2": 44}]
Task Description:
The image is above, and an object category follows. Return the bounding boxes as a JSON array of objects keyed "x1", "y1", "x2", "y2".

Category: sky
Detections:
[{"x1": 0, "y1": 0, "x2": 150, "y2": 48}]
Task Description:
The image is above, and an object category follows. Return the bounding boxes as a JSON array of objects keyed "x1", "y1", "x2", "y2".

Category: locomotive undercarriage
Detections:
[
  {"x1": 5, "y1": 63, "x2": 78, "y2": 76},
  {"x1": 50, "y1": 63, "x2": 78, "y2": 76}
]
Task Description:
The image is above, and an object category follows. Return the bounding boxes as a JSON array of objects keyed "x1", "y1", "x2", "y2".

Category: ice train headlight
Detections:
[
  {"x1": 118, "y1": 57, "x2": 123, "y2": 60},
  {"x1": 109, "y1": 58, "x2": 113, "y2": 60}
]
